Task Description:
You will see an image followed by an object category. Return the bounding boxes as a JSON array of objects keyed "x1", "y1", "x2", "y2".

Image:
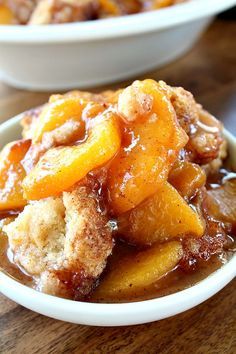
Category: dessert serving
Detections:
[
  {"x1": 0, "y1": 79, "x2": 235, "y2": 303},
  {"x1": 0, "y1": 0, "x2": 187, "y2": 24}
]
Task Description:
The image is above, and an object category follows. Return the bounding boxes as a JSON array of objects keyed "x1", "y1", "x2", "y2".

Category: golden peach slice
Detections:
[
  {"x1": 32, "y1": 97, "x2": 105, "y2": 144},
  {"x1": 107, "y1": 79, "x2": 188, "y2": 215},
  {"x1": 206, "y1": 179, "x2": 236, "y2": 227},
  {"x1": 169, "y1": 160, "x2": 206, "y2": 199},
  {"x1": 0, "y1": 5, "x2": 15, "y2": 24},
  {"x1": 118, "y1": 182, "x2": 205, "y2": 246},
  {"x1": 93, "y1": 241, "x2": 183, "y2": 300},
  {"x1": 0, "y1": 140, "x2": 31, "y2": 210},
  {"x1": 23, "y1": 111, "x2": 121, "y2": 200}
]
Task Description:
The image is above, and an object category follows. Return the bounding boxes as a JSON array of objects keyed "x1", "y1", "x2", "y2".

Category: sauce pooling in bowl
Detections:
[{"x1": 1, "y1": 169, "x2": 235, "y2": 303}]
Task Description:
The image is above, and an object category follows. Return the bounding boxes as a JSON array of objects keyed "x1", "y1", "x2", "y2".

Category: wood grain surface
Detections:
[{"x1": 0, "y1": 14, "x2": 236, "y2": 354}]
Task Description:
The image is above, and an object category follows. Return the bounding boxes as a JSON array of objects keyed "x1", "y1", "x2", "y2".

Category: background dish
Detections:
[
  {"x1": 0, "y1": 114, "x2": 235, "y2": 326},
  {"x1": 0, "y1": 0, "x2": 235, "y2": 90},
  {"x1": 1, "y1": 0, "x2": 188, "y2": 25}
]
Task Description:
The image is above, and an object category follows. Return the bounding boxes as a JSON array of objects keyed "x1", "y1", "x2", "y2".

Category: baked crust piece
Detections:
[{"x1": 3, "y1": 183, "x2": 113, "y2": 299}]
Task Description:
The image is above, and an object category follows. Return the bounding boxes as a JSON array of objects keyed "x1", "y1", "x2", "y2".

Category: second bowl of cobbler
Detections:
[{"x1": 0, "y1": 0, "x2": 235, "y2": 90}]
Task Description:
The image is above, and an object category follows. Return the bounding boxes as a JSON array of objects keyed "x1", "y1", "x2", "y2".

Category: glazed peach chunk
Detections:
[
  {"x1": 0, "y1": 139, "x2": 31, "y2": 210},
  {"x1": 206, "y1": 179, "x2": 236, "y2": 228},
  {"x1": 32, "y1": 97, "x2": 86, "y2": 143},
  {"x1": 99, "y1": 0, "x2": 120, "y2": 16},
  {"x1": 150, "y1": 0, "x2": 174, "y2": 10},
  {"x1": 32, "y1": 96, "x2": 105, "y2": 144},
  {"x1": 169, "y1": 160, "x2": 206, "y2": 200},
  {"x1": 107, "y1": 80, "x2": 188, "y2": 214},
  {"x1": 118, "y1": 182, "x2": 205, "y2": 246},
  {"x1": 0, "y1": 4, "x2": 15, "y2": 24},
  {"x1": 93, "y1": 241, "x2": 183, "y2": 300},
  {"x1": 23, "y1": 111, "x2": 121, "y2": 200}
]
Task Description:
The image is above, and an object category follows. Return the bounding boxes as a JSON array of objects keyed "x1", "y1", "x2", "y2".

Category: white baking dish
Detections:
[{"x1": 0, "y1": 0, "x2": 235, "y2": 91}]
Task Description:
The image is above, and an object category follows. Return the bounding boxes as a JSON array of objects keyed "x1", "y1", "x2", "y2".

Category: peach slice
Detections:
[
  {"x1": 32, "y1": 97, "x2": 86, "y2": 143},
  {"x1": 169, "y1": 160, "x2": 206, "y2": 199},
  {"x1": 107, "y1": 80, "x2": 188, "y2": 214},
  {"x1": 99, "y1": 0, "x2": 120, "y2": 16},
  {"x1": 23, "y1": 111, "x2": 121, "y2": 200},
  {"x1": 118, "y1": 182, "x2": 205, "y2": 246},
  {"x1": 0, "y1": 5, "x2": 15, "y2": 24},
  {"x1": 0, "y1": 140, "x2": 31, "y2": 210},
  {"x1": 151, "y1": 1, "x2": 173, "y2": 10},
  {"x1": 32, "y1": 96, "x2": 105, "y2": 144},
  {"x1": 93, "y1": 241, "x2": 183, "y2": 300},
  {"x1": 206, "y1": 179, "x2": 236, "y2": 227}
]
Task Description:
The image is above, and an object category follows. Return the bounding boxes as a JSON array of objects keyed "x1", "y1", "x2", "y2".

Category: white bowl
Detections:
[
  {"x1": 0, "y1": 0, "x2": 236, "y2": 91},
  {"x1": 0, "y1": 114, "x2": 235, "y2": 326}
]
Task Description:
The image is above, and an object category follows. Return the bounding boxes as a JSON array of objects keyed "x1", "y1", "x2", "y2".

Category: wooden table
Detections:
[{"x1": 0, "y1": 15, "x2": 236, "y2": 354}]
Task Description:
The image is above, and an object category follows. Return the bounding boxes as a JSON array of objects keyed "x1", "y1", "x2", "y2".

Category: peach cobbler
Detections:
[
  {"x1": 0, "y1": 79, "x2": 235, "y2": 302},
  {"x1": 0, "y1": 0, "x2": 187, "y2": 25}
]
